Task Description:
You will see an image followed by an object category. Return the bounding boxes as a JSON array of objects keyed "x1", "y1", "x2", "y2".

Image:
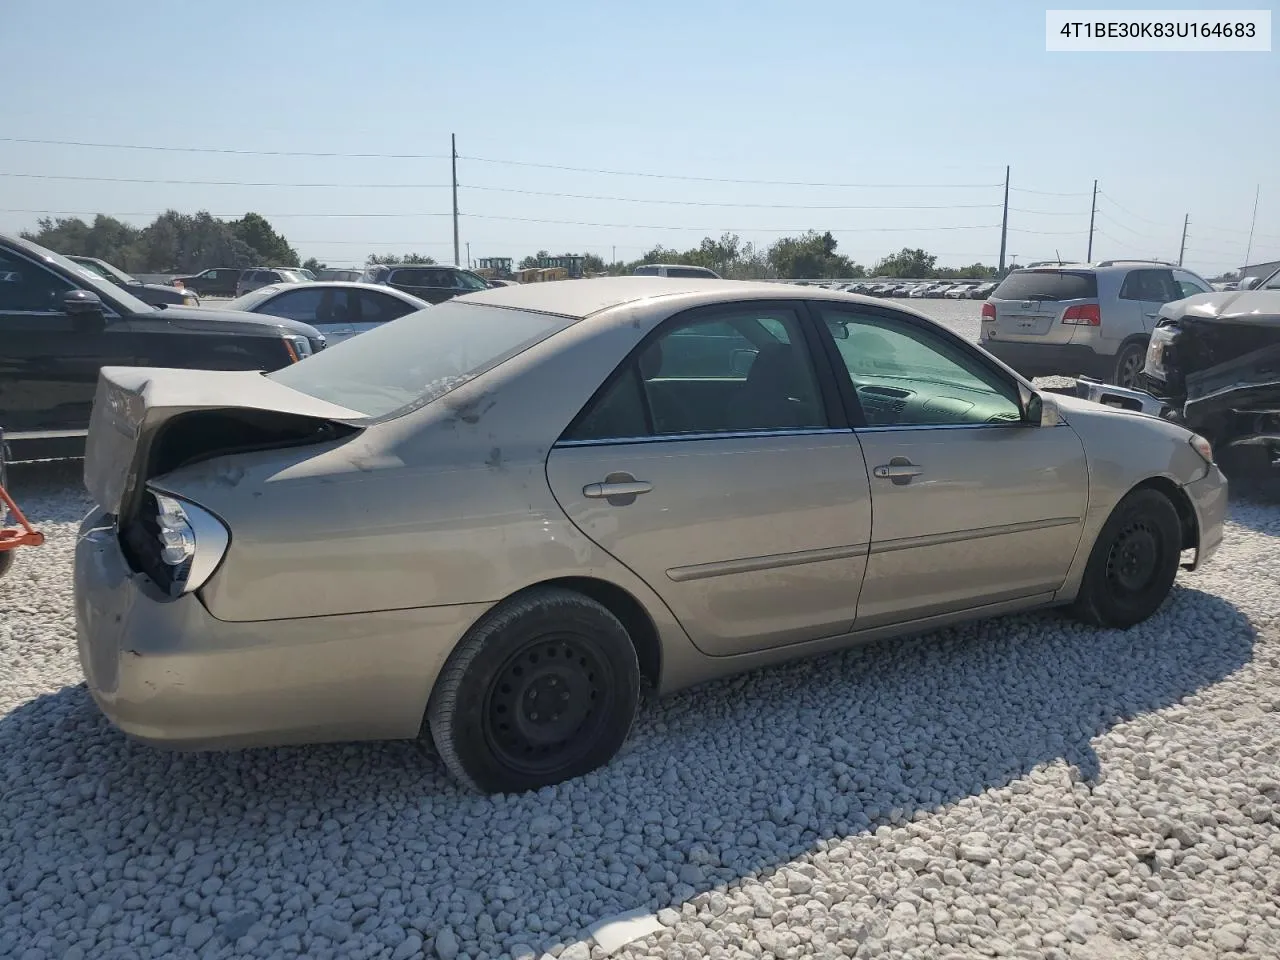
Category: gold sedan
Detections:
[{"x1": 74, "y1": 278, "x2": 1226, "y2": 793}]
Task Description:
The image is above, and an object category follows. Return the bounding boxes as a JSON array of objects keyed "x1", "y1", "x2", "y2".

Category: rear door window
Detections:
[
  {"x1": 992, "y1": 270, "x2": 1097, "y2": 301},
  {"x1": 1120, "y1": 269, "x2": 1181, "y2": 303}
]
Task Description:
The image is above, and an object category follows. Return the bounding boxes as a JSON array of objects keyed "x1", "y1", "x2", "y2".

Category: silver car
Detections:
[
  {"x1": 74, "y1": 278, "x2": 1227, "y2": 794},
  {"x1": 981, "y1": 260, "x2": 1214, "y2": 388},
  {"x1": 224, "y1": 281, "x2": 430, "y2": 345}
]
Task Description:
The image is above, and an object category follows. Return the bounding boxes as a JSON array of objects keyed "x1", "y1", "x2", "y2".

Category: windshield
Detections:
[
  {"x1": 225, "y1": 285, "x2": 285, "y2": 311},
  {"x1": 38, "y1": 246, "x2": 153, "y2": 313},
  {"x1": 1260, "y1": 268, "x2": 1280, "y2": 290},
  {"x1": 267, "y1": 300, "x2": 577, "y2": 419},
  {"x1": 992, "y1": 269, "x2": 1097, "y2": 302},
  {"x1": 75, "y1": 258, "x2": 138, "y2": 286}
]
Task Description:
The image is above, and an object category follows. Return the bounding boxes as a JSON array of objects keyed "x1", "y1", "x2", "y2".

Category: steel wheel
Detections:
[
  {"x1": 1071, "y1": 488, "x2": 1182, "y2": 629},
  {"x1": 427, "y1": 587, "x2": 640, "y2": 794},
  {"x1": 483, "y1": 633, "x2": 613, "y2": 777}
]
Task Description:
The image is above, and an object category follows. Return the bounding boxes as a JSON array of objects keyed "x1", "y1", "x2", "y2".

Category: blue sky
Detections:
[{"x1": 0, "y1": 0, "x2": 1276, "y2": 275}]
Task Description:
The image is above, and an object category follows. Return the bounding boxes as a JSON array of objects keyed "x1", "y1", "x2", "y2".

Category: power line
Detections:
[
  {"x1": 0, "y1": 136, "x2": 451, "y2": 160},
  {"x1": 1006, "y1": 226, "x2": 1087, "y2": 237},
  {"x1": 1009, "y1": 207, "x2": 1089, "y2": 217},
  {"x1": 1009, "y1": 186, "x2": 1093, "y2": 198},
  {"x1": 0, "y1": 208, "x2": 455, "y2": 219},
  {"x1": 0, "y1": 172, "x2": 451, "y2": 188},
  {"x1": 461, "y1": 184, "x2": 1002, "y2": 210},
  {"x1": 1096, "y1": 191, "x2": 1180, "y2": 228},
  {"x1": 0, "y1": 135, "x2": 1003, "y2": 188},
  {"x1": 461, "y1": 154, "x2": 1002, "y2": 189},
  {"x1": 1095, "y1": 209, "x2": 1170, "y2": 242},
  {"x1": 462, "y1": 213, "x2": 1003, "y2": 233}
]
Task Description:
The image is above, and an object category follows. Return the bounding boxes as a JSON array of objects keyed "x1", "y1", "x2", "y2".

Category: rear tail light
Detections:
[
  {"x1": 981, "y1": 302, "x2": 996, "y2": 320},
  {"x1": 1062, "y1": 304, "x2": 1101, "y2": 325}
]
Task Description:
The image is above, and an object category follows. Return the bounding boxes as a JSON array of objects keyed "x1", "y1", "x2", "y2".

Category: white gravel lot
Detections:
[
  {"x1": 2, "y1": 462, "x2": 1279, "y2": 960},
  {"x1": 3, "y1": 296, "x2": 1280, "y2": 960}
]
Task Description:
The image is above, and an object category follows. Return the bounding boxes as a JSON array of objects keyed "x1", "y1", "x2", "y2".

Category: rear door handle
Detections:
[
  {"x1": 583, "y1": 480, "x2": 652, "y2": 498},
  {"x1": 873, "y1": 460, "x2": 924, "y2": 485},
  {"x1": 583, "y1": 472, "x2": 653, "y2": 505}
]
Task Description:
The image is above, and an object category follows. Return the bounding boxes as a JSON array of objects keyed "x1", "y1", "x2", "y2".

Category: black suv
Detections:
[
  {"x1": 359, "y1": 264, "x2": 491, "y2": 304},
  {"x1": 0, "y1": 233, "x2": 326, "y2": 460}
]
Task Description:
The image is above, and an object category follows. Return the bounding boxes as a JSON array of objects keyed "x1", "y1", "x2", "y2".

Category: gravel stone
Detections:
[{"x1": 1, "y1": 455, "x2": 1279, "y2": 960}]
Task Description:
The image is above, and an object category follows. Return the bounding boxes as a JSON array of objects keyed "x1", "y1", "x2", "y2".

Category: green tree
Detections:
[
  {"x1": 229, "y1": 213, "x2": 299, "y2": 267},
  {"x1": 872, "y1": 247, "x2": 938, "y2": 278},
  {"x1": 365, "y1": 253, "x2": 436, "y2": 266},
  {"x1": 768, "y1": 231, "x2": 862, "y2": 279},
  {"x1": 302, "y1": 257, "x2": 327, "y2": 272},
  {"x1": 518, "y1": 249, "x2": 551, "y2": 270}
]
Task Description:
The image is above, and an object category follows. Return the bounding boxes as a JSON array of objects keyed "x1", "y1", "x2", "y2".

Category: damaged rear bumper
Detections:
[{"x1": 74, "y1": 507, "x2": 488, "y2": 750}]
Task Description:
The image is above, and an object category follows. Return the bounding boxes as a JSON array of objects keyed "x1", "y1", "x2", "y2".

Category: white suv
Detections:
[{"x1": 980, "y1": 260, "x2": 1213, "y2": 387}]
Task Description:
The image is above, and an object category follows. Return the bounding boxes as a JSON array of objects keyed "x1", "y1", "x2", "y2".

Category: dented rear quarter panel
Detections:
[{"x1": 155, "y1": 298, "x2": 696, "y2": 638}]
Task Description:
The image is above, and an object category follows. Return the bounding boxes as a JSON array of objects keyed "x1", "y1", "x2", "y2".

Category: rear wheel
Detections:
[
  {"x1": 1070, "y1": 488, "x2": 1182, "y2": 629},
  {"x1": 427, "y1": 587, "x2": 640, "y2": 794},
  {"x1": 1110, "y1": 342, "x2": 1147, "y2": 389}
]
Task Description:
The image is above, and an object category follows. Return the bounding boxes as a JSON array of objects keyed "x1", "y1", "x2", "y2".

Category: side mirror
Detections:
[
  {"x1": 63, "y1": 289, "x2": 106, "y2": 329},
  {"x1": 1239, "y1": 276, "x2": 1259, "y2": 290},
  {"x1": 63, "y1": 289, "x2": 104, "y2": 316},
  {"x1": 1019, "y1": 386, "x2": 1061, "y2": 427}
]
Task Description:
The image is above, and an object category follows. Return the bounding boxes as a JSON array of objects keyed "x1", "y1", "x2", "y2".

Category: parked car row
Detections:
[{"x1": 828, "y1": 280, "x2": 997, "y2": 299}]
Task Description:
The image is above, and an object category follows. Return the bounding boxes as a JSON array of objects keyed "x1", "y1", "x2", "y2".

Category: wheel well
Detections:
[
  {"x1": 1133, "y1": 475, "x2": 1198, "y2": 551},
  {"x1": 535, "y1": 576, "x2": 662, "y2": 689}
]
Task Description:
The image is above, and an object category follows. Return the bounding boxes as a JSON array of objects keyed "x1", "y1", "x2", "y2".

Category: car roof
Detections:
[
  {"x1": 254, "y1": 280, "x2": 424, "y2": 297},
  {"x1": 456, "y1": 276, "x2": 904, "y2": 320}
]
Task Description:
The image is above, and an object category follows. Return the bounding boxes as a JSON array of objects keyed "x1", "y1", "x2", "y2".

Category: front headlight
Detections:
[
  {"x1": 1144, "y1": 326, "x2": 1176, "y2": 380},
  {"x1": 282, "y1": 334, "x2": 314, "y2": 362},
  {"x1": 1188, "y1": 433, "x2": 1214, "y2": 466},
  {"x1": 146, "y1": 492, "x2": 230, "y2": 597}
]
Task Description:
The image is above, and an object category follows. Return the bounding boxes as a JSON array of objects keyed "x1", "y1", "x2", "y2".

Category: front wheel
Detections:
[
  {"x1": 427, "y1": 587, "x2": 640, "y2": 794},
  {"x1": 1070, "y1": 488, "x2": 1183, "y2": 629},
  {"x1": 0, "y1": 551, "x2": 13, "y2": 579}
]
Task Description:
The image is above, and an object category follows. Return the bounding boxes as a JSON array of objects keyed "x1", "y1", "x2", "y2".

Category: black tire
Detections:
[
  {"x1": 0, "y1": 551, "x2": 13, "y2": 579},
  {"x1": 1070, "y1": 488, "x2": 1183, "y2": 629},
  {"x1": 1110, "y1": 342, "x2": 1147, "y2": 389},
  {"x1": 426, "y1": 587, "x2": 640, "y2": 794}
]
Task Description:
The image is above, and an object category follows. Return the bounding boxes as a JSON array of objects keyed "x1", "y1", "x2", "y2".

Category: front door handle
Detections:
[
  {"x1": 583, "y1": 472, "x2": 652, "y2": 505},
  {"x1": 873, "y1": 459, "x2": 924, "y2": 485}
]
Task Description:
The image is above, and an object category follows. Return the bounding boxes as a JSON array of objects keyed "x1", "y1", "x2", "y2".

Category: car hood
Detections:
[
  {"x1": 1161, "y1": 290, "x2": 1280, "y2": 325},
  {"x1": 134, "y1": 304, "x2": 322, "y2": 338}
]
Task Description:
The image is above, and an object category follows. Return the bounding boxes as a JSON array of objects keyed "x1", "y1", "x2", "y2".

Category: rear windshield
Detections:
[
  {"x1": 664, "y1": 267, "x2": 718, "y2": 278},
  {"x1": 992, "y1": 270, "x2": 1097, "y2": 302},
  {"x1": 267, "y1": 301, "x2": 576, "y2": 420}
]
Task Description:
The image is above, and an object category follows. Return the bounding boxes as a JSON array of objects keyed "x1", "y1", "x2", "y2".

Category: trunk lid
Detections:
[
  {"x1": 985, "y1": 269, "x2": 1099, "y2": 344},
  {"x1": 84, "y1": 366, "x2": 366, "y2": 517}
]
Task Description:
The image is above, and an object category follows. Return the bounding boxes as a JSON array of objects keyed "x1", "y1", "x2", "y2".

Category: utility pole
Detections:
[
  {"x1": 451, "y1": 133, "x2": 460, "y2": 267},
  {"x1": 1178, "y1": 213, "x2": 1189, "y2": 267},
  {"x1": 466, "y1": 242, "x2": 471, "y2": 269},
  {"x1": 612, "y1": 245, "x2": 616, "y2": 265},
  {"x1": 1087, "y1": 179, "x2": 1098, "y2": 262},
  {"x1": 1243, "y1": 184, "x2": 1261, "y2": 271},
  {"x1": 998, "y1": 165, "x2": 1009, "y2": 274}
]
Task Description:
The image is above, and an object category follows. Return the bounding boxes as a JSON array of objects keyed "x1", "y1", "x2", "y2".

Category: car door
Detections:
[
  {"x1": 545, "y1": 301, "x2": 872, "y2": 656},
  {"x1": 812, "y1": 302, "x2": 1088, "y2": 630},
  {"x1": 252, "y1": 286, "x2": 354, "y2": 342},
  {"x1": 0, "y1": 248, "x2": 135, "y2": 433},
  {"x1": 349, "y1": 290, "x2": 420, "y2": 338},
  {"x1": 1120, "y1": 268, "x2": 1181, "y2": 335}
]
